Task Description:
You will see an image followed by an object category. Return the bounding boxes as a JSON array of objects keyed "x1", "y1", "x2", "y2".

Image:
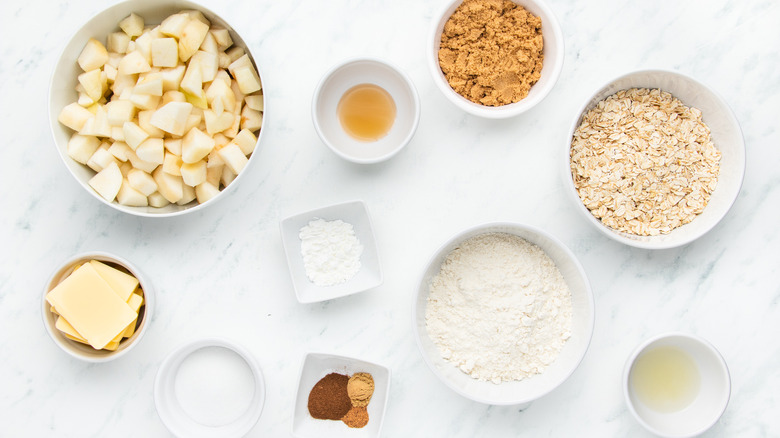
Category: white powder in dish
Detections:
[
  {"x1": 299, "y1": 218, "x2": 363, "y2": 287},
  {"x1": 425, "y1": 232, "x2": 572, "y2": 384}
]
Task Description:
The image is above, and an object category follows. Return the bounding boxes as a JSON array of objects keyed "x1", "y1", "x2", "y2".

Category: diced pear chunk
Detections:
[
  {"x1": 180, "y1": 60, "x2": 203, "y2": 96},
  {"x1": 148, "y1": 191, "x2": 170, "y2": 207},
  {"x1": 233, "y1": 129, "x2": 257, "y2": 155},
  {"x1": 78, "y1": 69, "x2": 104, "y2": 102},
  {"x1": 182, "y1": 10, "x2": 210, "y2": 26},
  {"x1": 151, "y1": 38, "x2": 179, "y2": 68},
  {"x1": 129, "y1": 92, "x2": 160, "y2": 111},
  {"x1": 150, "y1": 101, "x2": 192, "y2": 136},
  {"x1": 126, "y1": 149, "x2": 159, "y2": 173},
  {"x1": 78, "y1": 38, "x2": 109, "y2": 72},
  {"x1": 218, "y1": 143, "x2": 248, "y2": 174},
  {"x1": 67, "y1": 134, "x2": 101, "y2": 164},
  {"x1": 177, "y1": 183, "x2": 196, "y2": 205},
  {"x1": 181, "y1": 160, "x2": 207, "y2": 187},
  {"x1": 136, "y1": 138, "x2": 164, "y2": 164},
  {"x1": 127, "y1": 169, "x2": 157, "y2": 196},
  {"x1": 152, "y1": 167, "x2": 183, "y2": 203},
  {"x1": 162, "y1": 152, "x2": 183, "y2": 175},
  {"x1": 119, "y1": 13, "x2": 145, "y2": 38},
  {"x1": 117, "y1": 179, "x2": 148, "y2": 206},
  {"x1": 199, "y1": 32, "x2": 219, "y2": 54},
  {"x1": 244, "y1": 94, "x2": 264, "y2": 112},
  {"x1": 191, "y1": 50, "x2": 217, "y2": 82},
  {"x1": 106, "y1": 100, "x2": 136, "y2": 126},
  {"x1": 210, "y1": 28, "x2": 233, "y2": 50},
  {"x1": 181, "y1": 127, "x2": 214, "y2": 163},
  {"x1": 164, "y1": 138, "x2": 182, "y2": 155},
  {"x1": 178, "y1": 19, "x2": 210, "y2": 62},
  {"x1": 160, "y1": 13, "x2": 189, "y2": 38},
  {"x1": 240, "y1": 106, "x2": 263, "y2": 132},
  {"x1": 225, "y1": 47, "x2": 245, "y2": 64},
  {"x1": 203, "y1": 109, "x2": 234, "y2": 135},
  {"x1": 233, "y1": 66, "x2": 262, "y2": 95},
  {"x1": 206, "y1": 164, "x2": 223, "y2": 185},
  {"x1": 89, "y1": 162, "x2": 123, "y2": 202},
  {"x1": 118, "y1": 51, "x2": 151, "y2": 75},
  {"x1": 59, "y1": 103, "x2": 94, "y2": 131},
  {"x1": 108, "y1": 141, "x2": 132, "y2": 162},
  {"x1": 161, "y1": 65, "x2": 186, "y2": 92},
  {"x1": 87, "y1": 145, "x2": 118, "y2": 172},
  {"x1": 123, "y1": 121, "x2": 149, "y2": 150},
  {"x1": 195, "y1": 182, "x2": 220, "y2": 203},
  {"x1": 162, "y1": 90, "x2": 186, "y2": 105},
  {"x1": 107, "y1": 32, "x2": 131, "y2": 54},
  {"x1": 138, "y1": 110, "x2": 165, "y2": 138},
  {"x1": 134, "y1": 73, "x2": 163, "y2": 96}
]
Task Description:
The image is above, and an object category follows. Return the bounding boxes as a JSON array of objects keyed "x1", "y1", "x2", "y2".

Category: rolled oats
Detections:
[{"x1": 570, "y1": 88, "x2": 721, "y2": 236}]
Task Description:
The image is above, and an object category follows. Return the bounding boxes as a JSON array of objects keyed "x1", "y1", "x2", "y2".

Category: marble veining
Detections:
[{"x1": 1, "y1": 0, "x2": 779, "y2": 436}]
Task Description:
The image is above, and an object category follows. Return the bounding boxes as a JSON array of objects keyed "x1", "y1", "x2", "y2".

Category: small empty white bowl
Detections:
[
  {"x1": 42, "y1": 251, "x2": 153, "y2": 362},
  {"x1": 292, "y1": 352, "x2": 390, "y2": 438},
  {"x1": 428, "y1": 0, "x2": 564, "y2": 118},
  {"x1": 563, "y1": 69, "x2": 745, "y2": 249},
  {"x1": 280, "y1": 200, "x2": 383, "y2": 304},
  {"x1": 154, "y1": 337, "x2": 266, "y2": 438},
  {"x1": 623, "y1": 333, "x2": 731, "y2": 437},
  {"x1": 312, "y1": 57, "x2": 420, "y2": 163},
  {"x1": 412, "y1": 222, "x2": 594, "y2": 405}
]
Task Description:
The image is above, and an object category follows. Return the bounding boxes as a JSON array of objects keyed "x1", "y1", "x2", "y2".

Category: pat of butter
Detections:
[
  {"x1": 46, "y1": 263, "x2": 137, "y2": 350},
  {"x1": 55, "y1": 316, "x2": 87, "y2": 343},
  {"x1": 122, "y1": 293, "x2": 145, "y2": 338},
  {"x1": 90, "y1": 260, "x2": 139, "y2": 301}
]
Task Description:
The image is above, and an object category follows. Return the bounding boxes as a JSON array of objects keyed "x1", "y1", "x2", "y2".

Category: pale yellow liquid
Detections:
[
  {"x1": 631, "y1": 346, "x2": 701, "y2": 412},
  {"x1": 337, "y1": 83, "x2": 396, "y2": 142}
]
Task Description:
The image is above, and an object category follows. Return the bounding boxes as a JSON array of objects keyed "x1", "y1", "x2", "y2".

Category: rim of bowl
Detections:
[
  {"x1": 311, "y1": 56, "x2": 421, "y2": 164},
  {"x1": 622, "y1": 332, "x2": 731, "y2": 437},
  {"x1": 412, "y1": 221, "x2": 595, "y2": 405},
  {"x1": 154, "y1": 337, "x2": 266, "y2": 437},
  {"x1": 47, "y1": 0, "x2": 266, "y2": 218},
  {"x1": 42, "y1": 251, "x2": 154, "y2": 362},
  {"x1": 427, "y1": 0, "x2": 564, "y2": 119},
  {"x1": 563, "y1": 68, "x2": 746, "y2": 249}
]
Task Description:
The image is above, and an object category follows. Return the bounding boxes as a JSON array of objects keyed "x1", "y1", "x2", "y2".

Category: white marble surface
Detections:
[{"x1": 1, "y1": 0, "x2": 778, "y2": 436}]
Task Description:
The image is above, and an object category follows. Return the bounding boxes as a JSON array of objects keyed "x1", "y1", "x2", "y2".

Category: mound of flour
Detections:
[{"x1": 425, "y1": 232, "x2": 572, "y2": 384}]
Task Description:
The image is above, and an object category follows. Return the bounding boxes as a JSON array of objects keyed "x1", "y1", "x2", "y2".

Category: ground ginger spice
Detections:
[{"x1": 438, "y1": 0, "x2": 544, "y2": 106}]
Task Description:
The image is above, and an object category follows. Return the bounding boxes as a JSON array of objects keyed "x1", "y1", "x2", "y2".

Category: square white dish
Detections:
[
  {"x1": 292, "y1": 352, "x2": 390, "y2": 438},
  {"x1": 280, "y1": 200, "x2": 382, "y2": 303}
]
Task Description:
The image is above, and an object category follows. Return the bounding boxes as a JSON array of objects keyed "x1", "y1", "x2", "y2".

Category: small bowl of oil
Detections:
[
  {"x1": 312, "y1": 57, "x2": 420, "y2": 164},
  {"x1": 623, "y1": 333, "x2": 731, "y2": 437}
]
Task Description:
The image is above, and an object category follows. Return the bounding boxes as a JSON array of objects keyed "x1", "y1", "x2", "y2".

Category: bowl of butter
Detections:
[{"x1": 42, "y1": 251, "x2": 153, "y2": 362}]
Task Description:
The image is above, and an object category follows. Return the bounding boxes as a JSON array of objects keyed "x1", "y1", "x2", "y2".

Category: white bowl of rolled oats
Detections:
[{"x1": 565, "y1": 70, "x2": 745, "y2": 249}]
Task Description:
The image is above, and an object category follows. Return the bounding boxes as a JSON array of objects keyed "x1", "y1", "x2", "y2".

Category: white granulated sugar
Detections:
[
  {"x1": 425, "y1": 232, "x2": 573, "y2": 384},
  {"x1": 299, "y1": 218, "x2": 363, "y2": 287}
]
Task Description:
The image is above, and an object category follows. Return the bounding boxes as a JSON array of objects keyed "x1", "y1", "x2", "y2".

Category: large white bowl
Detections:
[
  {"x1": 48, "y1": 0, "x2": 265, "y2": 217},
  {"x1": 563, "y1": 70, "x2": 745, "y2": 249},
  {"x1": 42, "y1": 251, "x2": 154, "y2": 362},
  {"x1": 428, "y1": 0, "x2": 564, "y2": 118},
  {"x1": 412, "y1": 222, "x2": 594, "y2": 405}
]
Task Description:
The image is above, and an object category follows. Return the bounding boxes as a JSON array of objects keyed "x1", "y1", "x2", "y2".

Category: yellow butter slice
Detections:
[
  {"x1": 89, "y1": 260, "x2": 139, "y2": 301},
  {"x1": 46, "y1": 263, "x2": 137, "y2": 350}
]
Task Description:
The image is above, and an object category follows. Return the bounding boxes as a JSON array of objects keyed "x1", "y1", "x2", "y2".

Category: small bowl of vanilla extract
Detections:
[{"x1": 312, "y1": 57, "x2": 420, "y2": 164}]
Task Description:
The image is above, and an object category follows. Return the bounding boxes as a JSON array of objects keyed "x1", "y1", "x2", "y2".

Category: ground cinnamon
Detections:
[{"x1": 307, "y1": 373, "x2": 352, "y2": 420}]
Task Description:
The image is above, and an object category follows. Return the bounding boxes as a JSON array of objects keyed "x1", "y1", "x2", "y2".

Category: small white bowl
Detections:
[
  {"x1": 412, "y1": 222, "x2": 594, "y2": 405},
  {"x1": 623, "y1": 333, "x2": 731, "y2": 437},
  {"x1": 428, "y1": 0, "x2": 564, "y2": 118},
  {"x1": 48, "y1": 0, "x2": 265, "y2": 217},
  {"x1": 292, "y1": 352, "x2": 390, "y2": 438},
  {"x1": 280, "y1": 200, "x2": 383, "y2": 304},
  {"x1": 154, "y1": 337, "x2": 266, "y2": 438},
  {"x1": 312, "y1": 57, "x2": 420, "y2": 163},
  {"x1": 42, "y1": 251, "x2": 154, "y2": 362},
  {"x1": 563, "y1": 69, "x2": 746, "y2": 249}
]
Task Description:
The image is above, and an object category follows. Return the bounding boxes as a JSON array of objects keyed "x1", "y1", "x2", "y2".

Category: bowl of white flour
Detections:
[{"x1": 412, "y1": 222, "x2": 594, "y2": 405}]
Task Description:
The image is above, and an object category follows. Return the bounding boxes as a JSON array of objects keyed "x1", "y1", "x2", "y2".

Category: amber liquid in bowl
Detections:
[{"x1": 337, "y1": 83, "x2": 396, "y2": 141}]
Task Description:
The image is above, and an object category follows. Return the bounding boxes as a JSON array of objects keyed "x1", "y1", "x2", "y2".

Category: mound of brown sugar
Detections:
[{"x1": 438, "y1": 0, "x2": 543, "y2": 107}]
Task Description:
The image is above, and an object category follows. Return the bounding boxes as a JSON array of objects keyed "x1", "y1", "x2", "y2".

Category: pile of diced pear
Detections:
[{"x1": 58, "y1": 10, "x2": 264, "y2": 207}]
